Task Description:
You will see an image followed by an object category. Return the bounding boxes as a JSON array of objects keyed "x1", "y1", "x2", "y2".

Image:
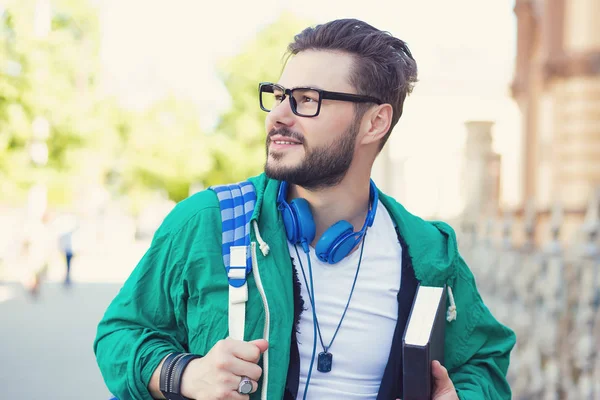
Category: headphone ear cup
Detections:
[
  {"x1": 328, "y1": 233, "x2": 360, "y2": 264},
  {"x1": 316, "y1": 220, "x2": 354, "y2": 264},
  {"x1": 290, "y1": 198, "x2": 316, "y2": 245},
  {"x1": 281, "y1": 202, "x2": 300, "y2": 244}
]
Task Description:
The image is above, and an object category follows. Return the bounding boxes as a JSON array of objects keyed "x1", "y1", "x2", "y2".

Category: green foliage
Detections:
[
  {"x1": 207, "y1": 12, "x2": 311, "y2": 187},
  {"x1": 0, "y1": 0, "x2": 117, "y2": 205},
  {"x1": 0, "y1": 4, "x2": 312, "y2": 208},
  {"x1": 120, "y1": 96, "x2": 212, "y2": 203}
]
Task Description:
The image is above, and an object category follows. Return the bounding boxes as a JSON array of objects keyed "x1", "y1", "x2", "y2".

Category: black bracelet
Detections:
[{"x1": 159, "y1": 352, "x2": 202, "y2": 400}]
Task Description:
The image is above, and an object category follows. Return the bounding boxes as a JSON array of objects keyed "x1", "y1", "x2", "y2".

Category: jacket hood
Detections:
[{"x1": 379, "y1": 191, "x2": 459, "y2": 287}]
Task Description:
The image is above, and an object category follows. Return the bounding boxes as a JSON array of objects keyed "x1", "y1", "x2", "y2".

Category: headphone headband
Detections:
[
  {"x1": 277, "y1": 180, "x2": 290, "y2": 209},
  {"x1": 277, "y1": 180, "x2": 378, "y2": 263}
]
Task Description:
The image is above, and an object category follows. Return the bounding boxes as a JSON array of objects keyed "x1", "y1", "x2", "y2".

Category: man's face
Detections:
[{"x1": 264, "y1": 50, "x2": 361, "y2": 190}]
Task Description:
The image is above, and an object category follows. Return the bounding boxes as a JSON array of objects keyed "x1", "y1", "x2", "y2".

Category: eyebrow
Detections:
[{"x1": 276, "y1": 83, "x2": 325, "y2": 91}]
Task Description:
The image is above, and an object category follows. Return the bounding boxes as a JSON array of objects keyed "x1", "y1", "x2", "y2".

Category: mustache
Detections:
[{"x1": 267, "y1": 127, "x2": 304, "y2": 143}]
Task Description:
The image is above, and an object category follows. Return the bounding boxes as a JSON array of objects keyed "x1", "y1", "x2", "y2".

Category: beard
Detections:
[{"x1": 264, "y1": 118, "x2": 360, "y2": 190}]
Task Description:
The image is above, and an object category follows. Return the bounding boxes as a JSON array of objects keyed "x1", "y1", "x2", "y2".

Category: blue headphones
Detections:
[{"x1": 277, "y1": 180, "x2": 378, "y2": 264}]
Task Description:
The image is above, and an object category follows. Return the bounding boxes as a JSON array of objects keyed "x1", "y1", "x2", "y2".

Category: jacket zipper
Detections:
[{"x1": 251, "y1": 241, "x2": 270, "y2": 400}]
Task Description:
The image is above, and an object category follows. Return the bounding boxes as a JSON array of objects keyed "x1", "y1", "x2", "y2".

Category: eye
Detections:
[
  {"x1": 274, "y1": 94, "x2": 284, "y2": 102},
  {"x1": 301, "y1": 96, "x2": 317, "y2": 103}
]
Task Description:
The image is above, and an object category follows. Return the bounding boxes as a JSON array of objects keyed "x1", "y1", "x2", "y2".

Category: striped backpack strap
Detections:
[{"x1": 209, "y1": 180, "x2": 257, "y2": 341}]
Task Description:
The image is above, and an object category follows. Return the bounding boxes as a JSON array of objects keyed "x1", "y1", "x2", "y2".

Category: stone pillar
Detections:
[
  {"x1": 512, "y1": 0, "x2": 539, "y2": 206},
  {"x1": 462, "y1": 121, "x2": 501, "y2": 223},
  {"x1": 512, "y1": 0, "x2": 537, "y2": 97},
  {"x1": 553, "y1": 79, "x2": 600, "y2": 210},
  {"x1": 550, "y1": 0, "x2": 600, "y2": 210}
]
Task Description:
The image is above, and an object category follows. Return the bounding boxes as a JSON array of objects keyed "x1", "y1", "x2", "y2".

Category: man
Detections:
[
  {"x1": 95, "y1": 18, "x2": 516, "y2": 400},
  {"x1": 58, "y1": 214, "x2": 78, "y2": 286}
]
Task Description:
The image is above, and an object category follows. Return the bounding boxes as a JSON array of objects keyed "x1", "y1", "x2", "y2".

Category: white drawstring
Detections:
[
  {"x1": 446, "y1": 286, "x2": 457, "y2": 322},
  {"x1": 252, "y1": 220, "x2": 270, "y2": 256}
]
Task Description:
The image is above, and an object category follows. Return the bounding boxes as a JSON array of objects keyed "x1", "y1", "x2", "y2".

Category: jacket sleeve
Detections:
[
  {"x1": 93, "y1": 231, "x2": 189, "y2": 400},
  {"x1": 447, "y1": 256, "x2": 517, "y2": 400}
]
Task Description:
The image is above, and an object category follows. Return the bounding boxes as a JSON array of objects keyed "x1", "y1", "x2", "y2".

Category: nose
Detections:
[{"x1": 266, "y1": 96, "x2": 296, "y2": 129}]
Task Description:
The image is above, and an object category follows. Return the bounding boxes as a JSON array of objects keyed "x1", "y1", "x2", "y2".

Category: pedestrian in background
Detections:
[{"x1": 58, "y1": 213, "x2": 79, "y2": 286}]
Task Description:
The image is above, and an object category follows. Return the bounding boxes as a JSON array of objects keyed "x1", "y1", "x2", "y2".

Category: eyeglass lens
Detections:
[{"x1": 261, "y1": 84, "x2": 321, "y2": 116}]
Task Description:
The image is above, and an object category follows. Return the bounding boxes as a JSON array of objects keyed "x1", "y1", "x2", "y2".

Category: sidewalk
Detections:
[
  {"x1": 0, "y1": 237, "x2": 152, "y2": 399},
  {"x1": 0, "y1": 281, "x2": 123, "y2": 400}
]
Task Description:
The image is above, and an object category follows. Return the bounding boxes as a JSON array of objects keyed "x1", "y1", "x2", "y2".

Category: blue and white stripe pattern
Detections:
[{"x1": 209, "y1": 181, "x2": 257, "y2": 288}]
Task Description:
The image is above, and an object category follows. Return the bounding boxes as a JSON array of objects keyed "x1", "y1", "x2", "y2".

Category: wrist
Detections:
[
  {"x1": 159, "y1": 352, "x2": 202, "y2": 400},
  {"x1": 179, "y1": 357, "x2": 205, "y2": 399}
]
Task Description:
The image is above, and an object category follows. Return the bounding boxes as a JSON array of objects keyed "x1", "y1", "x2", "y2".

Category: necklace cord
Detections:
[{"x1": 295, "y1": 232, "x2": 367, "y2": 357}]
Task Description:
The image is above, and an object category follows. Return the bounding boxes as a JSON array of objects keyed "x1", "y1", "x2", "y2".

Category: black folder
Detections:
[{"x1": 402, "y1": 284, "x2": 447, "y2": 400}]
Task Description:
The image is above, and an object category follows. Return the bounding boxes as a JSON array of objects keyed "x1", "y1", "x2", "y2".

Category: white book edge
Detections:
[{"x1": 404, "y1": 285, "x2": 444, "y2": 347}]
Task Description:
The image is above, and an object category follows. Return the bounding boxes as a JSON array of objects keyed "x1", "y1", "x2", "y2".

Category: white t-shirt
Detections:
[{"x1": 289, "y1": 201, "x2": 402, "y2": 399}]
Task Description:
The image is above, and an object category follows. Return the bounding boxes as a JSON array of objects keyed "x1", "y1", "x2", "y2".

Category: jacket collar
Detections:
[{"x1": 249, "y1": 173, "x2": 458, "y2": 287}]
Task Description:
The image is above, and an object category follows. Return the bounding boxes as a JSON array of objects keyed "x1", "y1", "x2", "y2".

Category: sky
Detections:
[{"x1": 97, "y1": 0, "x2": 521, "y2": 217}]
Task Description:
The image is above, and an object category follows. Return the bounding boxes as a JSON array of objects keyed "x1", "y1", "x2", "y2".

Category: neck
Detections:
[{"x1": 288, "y1": 171, "x2": 373, "y2": 248}]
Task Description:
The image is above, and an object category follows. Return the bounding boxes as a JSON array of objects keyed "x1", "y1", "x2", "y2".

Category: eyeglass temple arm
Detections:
[{"x1": 321, "y1": 92, "x2": 382, "y2": 104}]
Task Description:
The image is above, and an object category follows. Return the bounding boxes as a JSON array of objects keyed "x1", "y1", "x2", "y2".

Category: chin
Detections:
[
  {"x1": 265, "y1": 159, "x2": 299, "y2": 179},
  {"x1": 266, "y1": 159, "x2": 292, "y2": 172},
  {"x1": 268, "y1": 152, "x2": 299, "y2": 166}
]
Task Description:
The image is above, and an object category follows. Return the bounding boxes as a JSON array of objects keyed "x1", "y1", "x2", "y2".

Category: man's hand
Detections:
[
  {"x1": 180, "y1": 338, "x2": 269, "y2": 400},
  {"x1": 431, "y1": 360, "x2": 459, "y2": 400}
]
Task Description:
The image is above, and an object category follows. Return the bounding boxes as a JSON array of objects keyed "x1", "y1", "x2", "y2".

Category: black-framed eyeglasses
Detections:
[{"x1": 258, "y1": 82, "x2": 383, "y2": 117}]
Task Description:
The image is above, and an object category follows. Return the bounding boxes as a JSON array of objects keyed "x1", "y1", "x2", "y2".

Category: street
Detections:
[
  {"x1": 0, "y1": 238, "x2": 151, "y2": 400},
  {"x1": 0, "y1": 282, "x2": 119, "y2": 400}
]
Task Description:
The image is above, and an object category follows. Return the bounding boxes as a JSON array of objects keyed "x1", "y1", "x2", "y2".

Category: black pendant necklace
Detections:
[
  {"x1": 317, "y1": 351, "x2": 333, "y2": 373},
  {"x1": 295, "y1": 234, "x2": 367, "y2": 373}
]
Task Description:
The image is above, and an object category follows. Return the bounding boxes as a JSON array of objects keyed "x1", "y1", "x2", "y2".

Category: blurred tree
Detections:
[
  {"x1": 0, "y1": 0, "x2": 124, "y2": 206},
  {"x1": 0, "y1": 5, "x2": 314, "y2": 211},
  {"x1": 120, "y1": 95, "x2": 213, "y2": 207},
  {"x1": 207, "y1": 12, "x2": 311, "y2": 186}
]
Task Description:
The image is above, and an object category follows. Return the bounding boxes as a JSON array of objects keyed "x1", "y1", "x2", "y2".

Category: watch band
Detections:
[{"x1": 159, "y1": 352, "x2": 202, "y2": 400}]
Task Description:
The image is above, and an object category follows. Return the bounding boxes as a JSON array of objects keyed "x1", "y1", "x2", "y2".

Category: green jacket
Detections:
[{"x1": 94, "y1": 173, "x2": 516, "y2": 400}]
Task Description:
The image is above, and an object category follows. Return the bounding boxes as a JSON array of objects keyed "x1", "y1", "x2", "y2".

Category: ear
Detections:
[{"x1": 360, "y1": 103, "x2": 393, "y2": 146}]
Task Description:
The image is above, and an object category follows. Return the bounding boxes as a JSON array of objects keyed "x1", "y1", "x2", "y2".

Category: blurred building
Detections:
[
  {"x1": 454, "y1": 6, "x2": 600, "y2": 399},
  {"x1": 512, "y1": 0, "x2": 600, "y2": 241}
]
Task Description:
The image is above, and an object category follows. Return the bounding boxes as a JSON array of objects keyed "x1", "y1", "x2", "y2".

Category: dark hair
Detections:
[{"x1": 287, "y1": 18, "x2": 418, "y2": 149}]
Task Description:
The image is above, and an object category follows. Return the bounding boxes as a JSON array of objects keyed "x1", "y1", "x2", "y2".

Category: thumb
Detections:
[
  {"x1": 250, "y1": 339, "x2": 269, "y2": 353},
  {"x1": 431, "y1": 360, "x2": 448, "y2": 381},
  {"x1": 431, "y1": 360, "x2": 456, "y2": 397}
]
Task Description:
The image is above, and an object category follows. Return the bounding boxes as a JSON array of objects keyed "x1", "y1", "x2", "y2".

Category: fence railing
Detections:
[{"x1": 457, "y1": 190, "x2": 600, "y2": 400}]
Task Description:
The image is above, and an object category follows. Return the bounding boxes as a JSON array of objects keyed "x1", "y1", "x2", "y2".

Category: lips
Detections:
[{"x1": 269, "y1": 135, "x2": 303, "y2": 145}]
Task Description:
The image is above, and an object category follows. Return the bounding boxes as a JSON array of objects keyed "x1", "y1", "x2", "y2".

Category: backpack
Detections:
[{"x1": 209, "y1": 180, "x2": 258, "y2": 341}]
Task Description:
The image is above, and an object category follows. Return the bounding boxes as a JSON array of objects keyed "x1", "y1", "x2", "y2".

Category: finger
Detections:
[
  {"x1": 210, "y1": 387, "x2": 249, "y2": 400},
  {"x1": 231, "y1": 341, "x2": 263, "y2": 363},
  {"x1": 228, "y1": 391, "x2": 251, "y2": 400},
  {"x1": 431, "y1": 360, "x2": 456, "y2": 395},
  {"x1": 215, "y1": 357, "x2": 261, "y2": 382},
  {"x1": 249, "y1": 339, "x2": 269, "y2": 353},
  {"x1": 228, "y1": 358, "x2": 263, "y2": 382},
  {"x1": 431, "y1": 360, "x2": 449, "y2": 381},
  {"x1": 249, "y1": 378, "x2": 259, "y2": 394}
]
